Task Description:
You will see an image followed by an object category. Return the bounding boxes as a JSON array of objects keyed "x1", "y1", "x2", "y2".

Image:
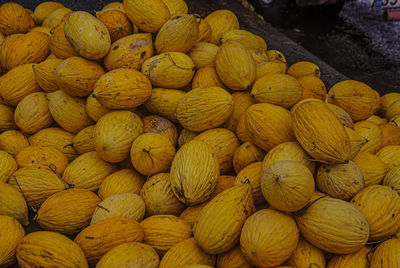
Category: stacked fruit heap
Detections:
[{"x1": 1, "y1": 0, "x2": 400, "y2": 267}]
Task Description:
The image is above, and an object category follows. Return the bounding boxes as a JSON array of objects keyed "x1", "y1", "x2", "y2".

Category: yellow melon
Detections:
[
  {"x1": 235, "y1": 162, "x2": 265, "y2": 205},
  {"x1": 0, "y1": 130, "x2": 29, "y2": 157},
  {"x1": 354, "y1": 120, "x2": 383, "y2": 154},
  {"x1": 36, "y1": 188, "x2": 101, "y2": 235},
  {"x1": 0, "y1": 3, "x2": 35, "y2": 35},
  {"x1": 63, "y1": 151, "x2": 117, "y2": 191},
  {"x1": 144, "y1": 88, "x2": 186, "y2": 123},
  {"x1": 74, "y1": 217, "x2": 144, "y2": 265},
  {"x1": 16, "y1": 231, "x2": 88, "y2": 268},
  {"x1": 123, "y1": 0, "x2": 170, "y2": 33},
  {"x1": 292, "y1": 100, "x2": 350, "y2": 164},
  {"x1": 298, "y1": 76, "x2": 327, "y2": 101},
  {"x1": 98, "y1": 169, "x2": 145, "y2": 200},
  {"x1": 140, "y1": 173, "x2": 185, "y2": 216},
  {"x1": 33, "y1": 1, "x2": 64, "y2": 25},
  {"x1": 376, "y1": 145, "x2": 400, "y2": 168},
  {"x1": 64, "y1": 11, "x2": 111, "y2": 60},
  {"x1": 345, "y1": 126, "x2": 368, "y2": 159},
  {"x1": 170, "y1": 140, "x2": 219, "y2": 205},
  {"x1": 96, "y1": 242, "x2": 159, "y2": 268},
  {"x1": 49, "y1": 24, "x2": 78, "y2": 59},
  {"x1": 240, "y1": 209, "x2": 299, "y2": 267},
  {"x1": 46, "y1": 90, "x2": 94, "y2": 133},
  {"x1": 143, "y1": 115, "x2": 178, "y2": 146},
  {"x1": 261, "y1": 160, "x2": 315, "y2": 212},
  {"x1": 351, "y1": 185, "x2": 400, "y2": 241},
  {"x1": 233, "y1": 142, "x2": 265, "y2": 174},
  {"x1": 353, "y1": 151, "x2": 389, "y2": 186},
  {"x1": 0, "y1": 103, "x2": 16, "y2": 132},
  {"x1": 0, "y1": 150, "x2": 17, "y2": 182},
  {"x1": 287, "y1": 61, "x2": 320, "y2": 79},
  {"x1": 245, "y1": 103, "x2": 295, "y2": 151},
  {"x1": 96, "y1": 9, "x2": 132, "y2": 43},
  {"x1": 369, "y1": 237, "x2": 400, "y2": 267},
  {"x1": 178, "y1": 128, "x2": 199, "y2": 147},
  {"x1": 380, "y1": 123, "x2": 400, "y2": 147},
  {"x1": 192, "y1": 66, "x2": 226, "y2": 90},
  {"x1": 91, "y1": 193, "x2": 145, "y2": 224},
  {"x1": 0, "y1": 181, "x2": 29, "y2": 226},
  {"x1": 325, "y1": 103, "x2": 355, "y2": 129},
  {"x1": 316, "y1": 161, "x2": 364, "y2": 200},
  {"x1": 32, "y1": 58, "x2": 63, "y2": 93},
  {"x1": 0, "y1": 215, "x2": 25, "y2": 267},
  {"x1": 216, "y1": 245, "x2": 252, "y2": 268},
  {"x1": 193, "y1": 183, "x2": 254, "y2": 254},
  {"x1": 287, "y1": 237, "x2": 326, "y2": 268},
  {"x1": 188, "y1": 42, "x2": 219, "y2": 69},
  {"x1": 56, "y1": 56, "x2": 105, "y2": 97},
  {"x1": 204, "y1": 9, "x2": 239, "y2": 45},
  {"x1": 327, "y1": 246, "x2": 371, "y2": 268},
  {"x1": 296, "y1": 197, "x2": 369, "y2": 254},
  {"x1": 327, "y1": 80, "x2": 381, "y2": 121},
  {"x1": 383, "y1": 166, "x2": 400, "y2": 195},
  {"x1": 130, "y1": 132, "x2": 176, "y2": 175}
]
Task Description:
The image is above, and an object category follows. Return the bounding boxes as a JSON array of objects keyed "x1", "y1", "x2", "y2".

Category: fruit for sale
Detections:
[
  {"x1": 380, "y1": 123, "x2": 400, "y2": 146},
  {"x1": 383, "y1": 166, "x2": 400, "y2": 194},
  {"x1": 287, "y1": 237, "x2": 326, "y2": 268},
  {"x1": 296, "y1": 197, "x2": 369, "y2": 254},
  {"x1": 49, "y1": 24, "x2": 79, "y2": 59},
  {"x1": 140, "y1": 173, "x2": 185, "y2": 216},
  {"x1": 262, "y1": 141, "x2": 315, "y2": 174},
  {"x1": 141, "y1": 52, "x2": 195, "y2": 88},
  {"x1": 94, "y1": 110, "x2": 143, "y2": 163},
  {"x1": 188, "y1": 42, "x2": 219, "y2": 69},
  {"x1": 345, "y1": 126, "x2": 368, "y2": 159},
  {"x1": 98, "y1": 169, "x2": 144, "y2": 200},
  {"x1": 91, "y1": 193, "x2": 146, "y2": 224},
  {"x1": 74, "y1": 217, "x2": 144, "y2": 265},
  {"x1": 369, "y1": 236, "x2": 400, "y2": 267},
  {"x1": 64, "y1": 11, "x2": 111, "y2": 60},
  {"x1": 179, "y1": 203, "x2": 207, "y2": 228},
  {"x1": 96, "y1": 242, "x2": 160, "y2": 268},
  {"x1": 316, "y1": 161, "x2": 364, "y2": 200},
  {"x1": 32, "y1": 58, "x2": 63, "y2": 93},
  {"x1": 42, "y1": 7, "x2": 72, "y2": 29},
  {"x1": 351, "y1": 185, "x2": 400, "y2": 241},
  {"x1": 354, "y1": 120, "x2": 383, "y2": 154},
  {"x1": 93, "y1": 68, "x2": 152, "y2": 109},
  {"x1": 298, "y1": 76, "x2": 327, "y2": 101},
  {"x1": 123, "y1": 0, "x2": 170, "y2": 33},
  {"x1": 205, "y1": 9, "x2": 239, "y2": 45},
  {"x1": 14, "y1": 92, "x2": 53, "y2": 134},
  {"x1": 33, "y1": 1, "x2": 64, "y2": 25},
  {"x1": 261, "y1": 160, "x2": 315, "y2": 212},
  {"x1": 287, "y1": 61, "x2": 320, "y2": 79},
  {"x1": 96, "y1": 9, "x2": 133, "y2": 43},
  {"x1": 144, "y1": 88, "x2": 185, "y2": 123},
  {"x1": 177, "y1": 87, "x2": 233, "y2": 132},
  {"x1": 47, "y1": 90, "x2": 94, "y2": 133},
  {"x1": 0, "y1": 215, "x2": 25, "y2": 267},
  {"x1": 0, "y1": 150, "x2": 17, "y2": 182},
  {"x1": 292, "y1": 100, "x2": 350, "y2": 164},
  {"x1": 102, "y1": 2, "x2": 125, "y2": 11},
  {"x1": 63, "y1": 151, "x2": 117, "y2": 191},
  {"x1": 386, "y1": 99, "x2": 400, "y2": 119},
  {"x1": 240, "y1": 209, "x2": 299, "y2": 267},
  {"x1": 216, "y1": 245, "x2": 252, "y2": 268},
  {"x1": 0, "y1": 63, "x2": 40, "y2": 107},
  {"x1": 170, "y1": 140, "x2": 220, "y2": 205},
  {"x1": 376, "y1": 145, "x2": 400, "y2": 168},
  {"x1": 216, "y1": 40, "x2": 256, "y2": 90},
  {"x1": 130, "y1": 132, "x2": 176, "y2": 175},
  {"x1": 327, "y1": 246, "x2": 372, "y2": 268},
  {"x1": 381, "y1": 92, "x2": 400, "y2": 115},
  {"x1": 353, "y1": 151, "x2": 389, "y2": 186},
  {"x1": 211, "y1": 175, "x2": 236, "y2": 198},
  {"x1": 327, "y1": 80, "x2": 381, "y2": 121},
  {"x1": 245, "y1": 103, "x2": 295, "y2": 151},
  {"x1": 193, "y1": 128, "x2": 239, "y2": 174},
  {"x1": 15, "y1": 145, "x2": 68, "y2": 174},
  {"x1": 142, "y1": 115, "x2": 178, "y2": 146},
  {"x1": 0, "y1": 31, "x2": 49, "y2": 71},
  {"x1": 0, "y1": 3, "x2": 35, "y2": 35},
  {"x1": 104, "y1": 33, "x2": 153, "y2": 71},
  {"x1": 141, "y1": 214, "x2": 192, "y2": 254},
  {"x1": 0, "y1": 130, "x2": 29, "y2": 157},
  {"x1": 85, "y1": 93, "x2": 111, "y2": 122},
  {"x1": 16, "y1": 231, "x2": 88, "y2": 268},
  {"x1": 73, "y1": 125, "x2": 95, "y2": 155},
  {"x1": 196, "y1": 18, "x2": 212, "y2": 43},
  {"x1": 56, "y1": 56, "x2": 105, "y2": 97},
  {"x1": 29, "y1": 127, "x2": 77, "y2": 161},
  {"x1": 159, "y1": 238, "x2": 216, "y2": 268},
  {"x1": 235, "y1": 162, "x2": 265, "y2": 205},
  {"x1": 9, "y1": 166, "x2": 67, "y2": 209},
  {"x1": 325, "y1": 103, "x2": 354, "y2": 129},
  {"x1": 155, "y1": 14, "x2": 199, "y2": 53},
  {"x1": 193, "y1": 183, "x2": 254, "y2": 254},
  {"x1": 162, "y1": 0, "x2": 188, "y2": 16},
  {"x1": 0, "y1": 103, "x2": 16, "y2": 132},
  {"x1": 233, "y1": 142, "x2": 264, "y2": 173},
  {"x1": 0, "y1": 181, "x2": 29, "y2": 226},
  {"x1": 251, "y1": 73, "x2": 302, "y2": 108},
  {"x1": 36, "y1": 188, "x2": 101, "y2": 235},
  {"x1": 192, "y1": 66, "x2": 226, "y2": 89},
  {"x1": 367, "y1": 115, "x2": 387, "y2": 125}
]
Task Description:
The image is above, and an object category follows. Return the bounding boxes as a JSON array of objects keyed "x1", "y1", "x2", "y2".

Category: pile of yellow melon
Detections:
[{"x1": 0, "y1": 0, "x2": 400, "y2": 267}]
